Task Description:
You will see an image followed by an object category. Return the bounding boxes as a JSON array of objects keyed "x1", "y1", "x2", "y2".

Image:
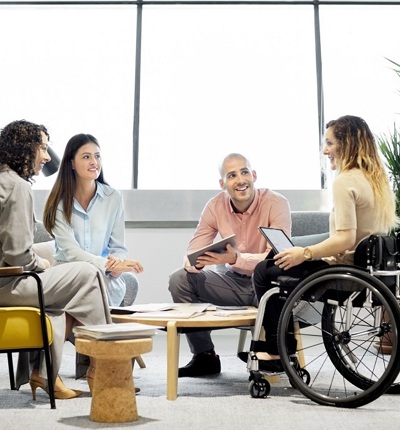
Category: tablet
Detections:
[
  {"x1": 258, "y1": 227, "x2": 294, "y2": 254},
  {"x1": 187, "y1": 234, "x2": 236, "y2": 266}
]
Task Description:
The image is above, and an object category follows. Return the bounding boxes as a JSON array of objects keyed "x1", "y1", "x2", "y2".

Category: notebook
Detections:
[{"x1": 258, "y1": 227, "x2": 294, "y2": 254}]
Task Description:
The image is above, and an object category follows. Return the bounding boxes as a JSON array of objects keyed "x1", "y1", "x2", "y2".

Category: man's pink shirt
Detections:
[{"x1": 184, "y1": 188, "x2": 291, "y2": 276}]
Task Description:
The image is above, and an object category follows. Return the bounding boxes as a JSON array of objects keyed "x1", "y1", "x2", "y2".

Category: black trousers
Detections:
[{"x1": 253, "y1": 258, "x2": 329, "y2": 355}]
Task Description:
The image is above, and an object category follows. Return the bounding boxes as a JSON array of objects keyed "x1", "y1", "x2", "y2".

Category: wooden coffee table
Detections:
[{"x1": 113, "y1": 305, "x2": 257, "y2": 400}]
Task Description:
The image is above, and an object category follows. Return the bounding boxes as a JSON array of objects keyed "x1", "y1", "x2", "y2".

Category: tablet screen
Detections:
[{"x1": 258, "y1": 227, "x2": 294, "y2": 253}]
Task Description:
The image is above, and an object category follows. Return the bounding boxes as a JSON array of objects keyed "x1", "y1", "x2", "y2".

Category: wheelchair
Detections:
[{"x1": 247, "y1": 234, "x2": 400, "y2": 408}]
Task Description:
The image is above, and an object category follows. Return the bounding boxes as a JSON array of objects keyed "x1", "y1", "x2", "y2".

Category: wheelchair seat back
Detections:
[
  {"x1": 354, "y1": 234, "x2": 399, "y2": 271},
  {"x1": 354, "y1": 234, "x2": 400, "y2": 295}
]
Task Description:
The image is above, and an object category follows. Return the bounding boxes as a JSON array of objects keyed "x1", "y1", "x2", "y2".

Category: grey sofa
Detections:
[
  {"x1": 32, "y1": 210, "x2": 330, "y2": 306},
  {"x1": 33, "y1": 221, "x2": 139, "y2": 306},
  {"x1": 291, "y1": 211, "x2": 330, "y2": 246}
]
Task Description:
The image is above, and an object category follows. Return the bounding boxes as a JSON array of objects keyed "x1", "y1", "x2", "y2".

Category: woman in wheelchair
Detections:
[{"x1": 252, "y1": 115, "x2": 398, "y2": 372}]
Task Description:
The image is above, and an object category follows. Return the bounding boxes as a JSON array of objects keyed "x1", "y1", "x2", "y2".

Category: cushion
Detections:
[
  {"x1": 291, "y1": 211, "x2": 330, "y2": 237},
  {"x1": 34, "y1": 221, "x2": 53, "y2": 243},
  {"x1": 292, "y1": 232, "x2": 329, "y2": 247},
  {"x1": 0, "y1": 307, "x2": 53, "y2": 348},
  {"x1": 32, "y1": 240, "x2": 56, "y2": 266}
]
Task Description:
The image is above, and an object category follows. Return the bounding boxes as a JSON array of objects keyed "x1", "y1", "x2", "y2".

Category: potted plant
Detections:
[
  {"x1": 376, "y1": 124, "x2": 400, "y2": 219},
  {"x1": 376, "y1": 58, "x2": 400, "y2": 220}
]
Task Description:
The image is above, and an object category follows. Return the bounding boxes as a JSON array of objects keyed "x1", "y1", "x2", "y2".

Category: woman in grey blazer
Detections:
[{"x1": 0, "y1": 120, "x2": 112, "y2": 399}]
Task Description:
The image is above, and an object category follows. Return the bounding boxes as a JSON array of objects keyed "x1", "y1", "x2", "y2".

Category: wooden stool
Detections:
[{"x1": 75, "y1": 337, "x2": 152, "y2": 423}]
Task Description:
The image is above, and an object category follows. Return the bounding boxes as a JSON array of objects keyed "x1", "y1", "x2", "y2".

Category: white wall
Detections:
[{"x1": 125, "y1": 227, "x2": 195, "y2": 303}]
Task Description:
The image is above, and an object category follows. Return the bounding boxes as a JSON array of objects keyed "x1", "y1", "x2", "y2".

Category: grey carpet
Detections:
[{"x1": 1, "y1": 335, "x2": 399, "y2": 429}]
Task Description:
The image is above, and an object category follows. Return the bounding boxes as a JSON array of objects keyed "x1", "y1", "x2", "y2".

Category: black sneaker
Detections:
[{"x1": 178, "y1": 351, "x2": 221, "y2": 377}]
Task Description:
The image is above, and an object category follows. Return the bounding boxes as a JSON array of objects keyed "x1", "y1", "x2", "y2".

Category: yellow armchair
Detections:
[{"x1": 0, "y1": 267, "x2": 55, "y2": 408}]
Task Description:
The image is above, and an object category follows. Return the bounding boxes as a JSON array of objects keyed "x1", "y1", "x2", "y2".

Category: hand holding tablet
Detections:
[
  {"x1": 258, "y1": 227, "x2": 294, "y2": 254},
  {"x1": 187, "y1": 234, "x2": 236, "y2": 266}
]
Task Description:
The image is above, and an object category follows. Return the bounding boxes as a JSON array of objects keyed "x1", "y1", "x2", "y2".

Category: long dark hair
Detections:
[
  {"x1": 0, "y1": 119, "x2": 49, "y2": 182},
  {"x1": 43, "y1": 133, "x2": 108, "y2": 234}
]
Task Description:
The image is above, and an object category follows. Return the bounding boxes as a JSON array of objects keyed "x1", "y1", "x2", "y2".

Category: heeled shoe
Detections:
[
  {"x1": 237, "y1": 351, "x2": 282, "y2": 364},
  {"x1": 86, "y1": 367, "x2": 141, "y2": 394},
  {"x1": 29, "y1": 375, "x2": 83, "y2": 400},
  {"x1": 238, "y1": 352, "x2": 298, "y2": 373}
]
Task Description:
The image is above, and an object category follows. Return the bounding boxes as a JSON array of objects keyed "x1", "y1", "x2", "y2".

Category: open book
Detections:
[
  {"x1": 110, "y1": 303, "x2": 178, "y2": 315},
  {"x1": 73, "y1": 322, "x2": 161, "y2": 340},
  {"x1": 132, "y1": 303, "x2": 210, "y2": 319},
  {"x1": 213, "y1": 308, "x2": 259, "y2": 317}
]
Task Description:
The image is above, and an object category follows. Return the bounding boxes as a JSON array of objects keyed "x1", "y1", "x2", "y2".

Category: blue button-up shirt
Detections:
[{"x1": 52, "y1": 182, "x2": 129, "y2": 305}]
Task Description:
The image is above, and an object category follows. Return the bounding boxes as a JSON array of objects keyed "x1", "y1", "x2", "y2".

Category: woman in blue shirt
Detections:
[{"x1": 43, "y1": 133, "x2": 144, "y2": 306}]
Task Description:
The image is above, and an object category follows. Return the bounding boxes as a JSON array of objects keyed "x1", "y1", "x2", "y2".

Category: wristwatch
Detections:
[{"x1": 304, "y1": 247, "x2": 313, "y2": 261}]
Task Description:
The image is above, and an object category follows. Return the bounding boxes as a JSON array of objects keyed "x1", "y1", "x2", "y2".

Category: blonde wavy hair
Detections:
[{"x1": 326, "y1": 115, "x2": 398, "y2": 232}]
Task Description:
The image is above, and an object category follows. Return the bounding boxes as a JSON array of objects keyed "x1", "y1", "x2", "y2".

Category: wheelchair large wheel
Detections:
[
  {"x1": 321, "y1": 300, "x2": 395, "y2": 391},
  {"x1": 277, "y1": 266, "x2": 400, "y2": 408}
]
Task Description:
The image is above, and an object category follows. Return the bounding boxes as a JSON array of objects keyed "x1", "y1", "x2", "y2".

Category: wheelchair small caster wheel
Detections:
[
  {"x1": 289, "y1": 368, "x2": 311, "y2": 387},
  {"x1": 249, "y1": 379, "x2": 270, "y2": 398},
  {"x1": 299, "y1": 368, "x2": 311, "y2": 385}
]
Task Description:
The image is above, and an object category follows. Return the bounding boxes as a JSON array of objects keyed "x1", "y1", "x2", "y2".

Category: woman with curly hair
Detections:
[
  {"x1": 0, "y1": 120, "x2": 111, "y2": 399},
  {"x1": 249, "y1": 115, "x2": 398, "y2": 371}
]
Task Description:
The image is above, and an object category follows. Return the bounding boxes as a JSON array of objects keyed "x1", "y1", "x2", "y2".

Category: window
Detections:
[
  {"x1": 0, "y1": 4, "x2": 136, "y2": 189},
  {"x1": 321, "y1": 5, "x2": 400, "y2": 136},
  {"x1": 139, "y1": 5, "x2": 320, "y2": 189},
  {"x1": 1, "y1": 1, "x2": 400, "y2": 190}
]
